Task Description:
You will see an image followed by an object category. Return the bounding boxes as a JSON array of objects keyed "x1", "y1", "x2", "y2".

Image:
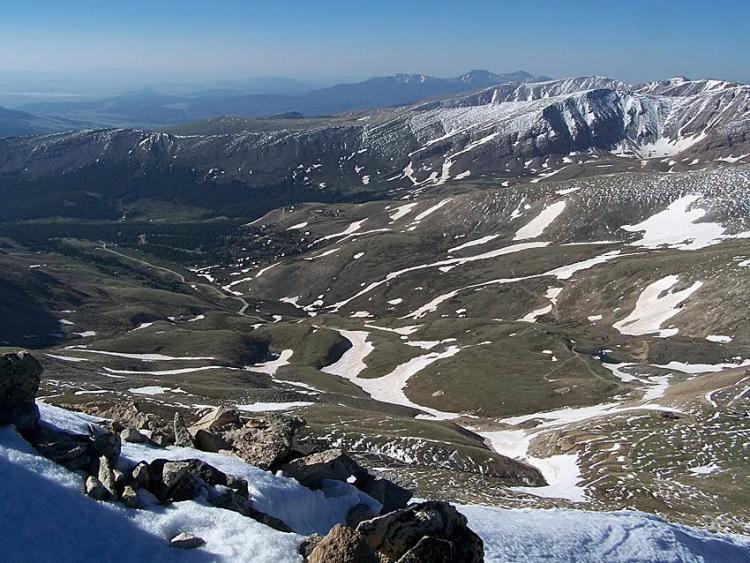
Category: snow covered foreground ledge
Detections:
[{"x1": 1, "y1": 406, "x2": 749, "y2": 562}]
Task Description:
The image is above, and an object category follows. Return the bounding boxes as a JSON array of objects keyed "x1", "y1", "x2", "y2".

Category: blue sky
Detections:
[{"x1": 1, "y1": 0, "x2": 748, "y2": 83}]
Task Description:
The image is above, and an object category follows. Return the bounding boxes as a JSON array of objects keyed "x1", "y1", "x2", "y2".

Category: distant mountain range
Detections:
[
  {"x1": 1, "y1": 74, "x2": 748, "y2": 222},
  {"x1": 2, "y1": 70, "x2": 548, "y2": 132}
]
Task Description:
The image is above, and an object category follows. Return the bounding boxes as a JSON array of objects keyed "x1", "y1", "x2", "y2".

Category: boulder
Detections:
[
  {"x1": 120, "y1": 427, "x2": 148, "y2": 444},
  {"x1": 0, "y1": 350, "x2": 42, "y2": 408},
  {"x1": 97, "y1": 455, "x2": 118, "y2": 497},
  {"x1": 220, "y1": 414, "x2": 306, "y2": 470},
  {"x1": 84, "y1": 475, "x2": 113, "y2": 501},
  {"x1": 280, "y1": 449, "x2": 361, "y2": 489},
  {"x1": 129, "y1": 462, "x2": 152, "y2": 490},
  {"x1": 193, "y1": 429, "x2": 232, "y2": 453},
  {"x1": 157, "y1": 461, "x2": 204, "y2": 502},
  {"x1": 173, "y1": 412, "x2": 194, "y2": 448},
  {"x1": 146, "y1": 458, "x2": 242, "y2": 503},
  {"x1": 188, "y1": 406, "x2": 240, "y2": 434},
  {"x1": 307, "y1": 524, "x2": 378, "y2": 563},
  {"x1": 32, "y1": 427, "x2": 97, "y2": 471},
  {"x1": 356, "y1": 501, "x2": 484, "y2": 563},
  {"x1": 120, "y1": 485, "x2": 139, "y2": 508},
  {"x1": 149, "y1": 428, "x2": 172, "y2": 447},
  {"x1": 355, "y1": 473, "x2": 413, "y2": 514},
  {"x1": 397, "y1": 536, "x2": 454, "y2": 563},
  {"x1": 169, "y1": 532, "x2": 205, "y2": 550},
  {"x1": 0, "y1": 351, "x2": 43, "y2": 429}
]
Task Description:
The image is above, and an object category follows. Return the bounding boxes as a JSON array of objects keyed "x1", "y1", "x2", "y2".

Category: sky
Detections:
[{"x1": 1, "y1": 0, "x2": 748, "y2": 86}]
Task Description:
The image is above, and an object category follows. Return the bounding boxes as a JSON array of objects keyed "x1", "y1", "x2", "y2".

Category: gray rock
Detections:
[
  {"x1": 84, "y1": 475, "x2": 113, "y2": 501},
  {"x1": 120, "y1": 485, "x2": 139, "y2": 508},
  {"x1": 130, "y1": 462, "x2": 151, "y2": 489},
  {"x1": 356, "y1": 500, "x2": 484, "y2": 563},
  {"x1": 0, "y1": 350, "x2": 42, "y2": 412},
  {"x1": 149, "y1": 429, "x2": 171, "y2": 447},
  {"x1": 169, "y1": 532, "x2": 205, "y2": 550},
  {"x1": 120, "y1": 427, "x2": 148, "y2": 443},
  {"x1": 161, "y1": 461, "x2": 190, "y2": 488},
  {"x1": 188, "y1": 406, "x2": 240, "y2": 434},
  {"x1": 308, "y1": 524, "x2": 378, "y2": 563},
  {"x1": 97, "y1": 455, "x2": 117, "y2": 497},
  {"x1": 32, "y1": 427, "x2": 96, "y2": 471},
  {"x1": 193, "y1": 429, "x2": 232, "y2": 453},
  {"x1": 173, "y1": 412, "x2": 194, "y2": 448},
  {"x1": 220, "y1": 414, "x2": 306, "y2": 470},
  {"x1": 280, "y1": 449, "x2": 361, "y2": 489}
]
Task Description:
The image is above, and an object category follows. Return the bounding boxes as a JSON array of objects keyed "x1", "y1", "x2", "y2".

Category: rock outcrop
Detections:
[
  {"x1": 356, "y1": 501, "x2": 484, "y2": 563},
  {"x1": 1, "y1": 351, "x2": 485, "y2": 560},
  {"x1": 279, "y1": 448, "x2": 361, "y2": 489},
  {"x1": 307, "y1": 524, "x2": 379, "y2": 563},
  {"x1": 0, "y1": 350, "x2": 43, "y2": 430}
]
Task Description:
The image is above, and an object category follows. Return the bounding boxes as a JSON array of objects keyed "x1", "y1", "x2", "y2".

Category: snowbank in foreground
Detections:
[
  {"x1": 38, "y1": 403, "x2": 378, "y2": 535},
  {"x1": 2, "y1": 404, "x2": 749, "y2": 562},
  {"x1": 460, "y1": 504, "x2": 750, "y2": 563},
  {"x1": 0, "y1": 426, "x2": 301, "y2": 563}
]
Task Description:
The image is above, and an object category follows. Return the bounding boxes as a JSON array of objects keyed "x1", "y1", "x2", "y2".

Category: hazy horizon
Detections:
[{"x1": 2, "y1": 0, "x2": 749, "y2": 94}]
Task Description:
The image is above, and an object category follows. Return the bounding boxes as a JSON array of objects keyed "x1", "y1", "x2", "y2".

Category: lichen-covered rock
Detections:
[
  {"x1": 193, "y1": 429, "x2": 232, "y2": 452},
  {"x1": 280, "y1": 449, "x2": 361, "y2": 489},
  {"x1": 98, "y1": 401, "x2": 162, "y2": 432},
  {"x1": 356, "y1": 501, "x2": 484, "y2": 563},
  {"x1": 0, "y1": 351, "x2": 42, "y2": 428},
  {"x1": 129, "y1": 461, "x2": 152, "y2": 490},
  {"x1": 188, "y1": 406, "x2": 240, "y2": 434},
  {"x1": 0, "y1": 350, "x2": 42, "y2": 408},
  {"x1": 307, "y1": 524, "x2": 378, "y2": 563},
  {"x1": 173, "y1": 412, "x2": 194, "y2": 448},
  {"x1": 32, "y1": 427, "x2": 97, "y2": 471},
  {"x1": 120, "y1": 427, "x2": 148, "y2": 444},
  {"x1": 97, "y1": 455, "x2": 118, "y2": 497},
  {"x1": 84, "y1": 475, "x2": 113, "y2": 501},
  {"x1": 219, "y1": 414, "x2": 306, "y2": 470}
]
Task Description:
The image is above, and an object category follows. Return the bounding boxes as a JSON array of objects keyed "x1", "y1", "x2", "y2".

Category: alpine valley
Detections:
[{"x1": 2, "y1": 72, "x2": 750, "y2": 562}]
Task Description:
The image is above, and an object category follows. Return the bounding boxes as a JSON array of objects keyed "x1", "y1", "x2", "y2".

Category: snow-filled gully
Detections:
[{"x1": 318, "y1": 325, "x2": 690, "y2": 503}]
